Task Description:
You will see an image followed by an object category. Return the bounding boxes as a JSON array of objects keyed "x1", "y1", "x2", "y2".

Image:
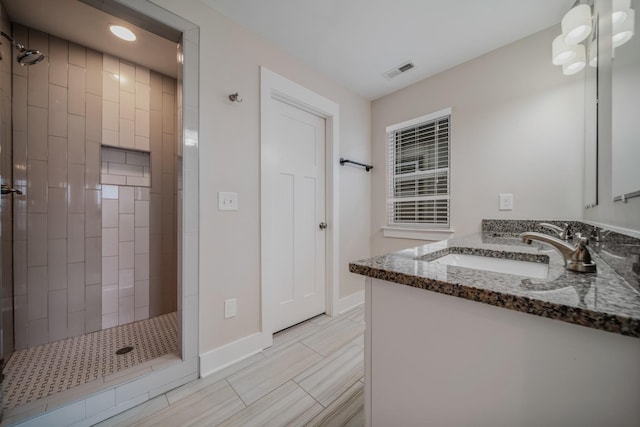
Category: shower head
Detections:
[
  {"x1": 16, "y1": 48, "x2": 45, "y2": 66},
  {"x1": 0, "y1": 31, "x2": 45, "y2": 66}
]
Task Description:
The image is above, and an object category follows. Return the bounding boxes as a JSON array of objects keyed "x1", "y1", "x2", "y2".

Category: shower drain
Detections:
[{"x1": 115, "y1": 346, "x2": 134, "y2": 355}]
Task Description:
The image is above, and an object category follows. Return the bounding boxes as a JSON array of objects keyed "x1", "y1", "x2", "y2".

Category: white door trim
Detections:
[{"x1": 260, "y1": 66, "x2": 340, "y2": 349}]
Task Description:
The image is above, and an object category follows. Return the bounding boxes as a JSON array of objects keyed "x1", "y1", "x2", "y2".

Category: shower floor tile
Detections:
[{"x1": 3, "y1": 312, "x2": 177, "y2": 410}]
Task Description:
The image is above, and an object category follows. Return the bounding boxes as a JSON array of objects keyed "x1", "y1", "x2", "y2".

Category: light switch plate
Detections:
[
  {"x1": 218, "y1": 192, "x2": 238, "y2": 211},
  {"x1": 499, "y1": 193, "x2": 513, "y2": 211},
  {"x1": 224, "y1": 298, "x2": 237, "y2": 318}
]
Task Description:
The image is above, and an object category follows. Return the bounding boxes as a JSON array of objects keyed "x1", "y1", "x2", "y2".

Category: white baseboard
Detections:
[
  {"x1": 199, "y1": 292, "x2": 364, "y2": 377},
  {"x1": 199, "y1": 332, "x2": 263, "y2": 378},
  {"x1": 337, "y1": 290, "x2": 364, "y2": 314}
]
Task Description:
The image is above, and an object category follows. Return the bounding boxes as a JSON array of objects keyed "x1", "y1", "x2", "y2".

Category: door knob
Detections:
[
  {"x1": 319, "y1": 222, "x2": 327, "y2": 230},
  {"x1": 1, "y1": 184, "x2": 22, "y2": 195}
]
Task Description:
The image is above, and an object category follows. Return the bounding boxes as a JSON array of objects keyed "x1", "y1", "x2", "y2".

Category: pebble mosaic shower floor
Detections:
[{"x1": 3, "y1": 312, "x2": 177, "y2": 410}]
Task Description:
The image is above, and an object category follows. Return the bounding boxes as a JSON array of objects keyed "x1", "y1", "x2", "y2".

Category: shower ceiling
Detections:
[{"x1": 2, "y1": 0, "x2": 178, "y2": 77}]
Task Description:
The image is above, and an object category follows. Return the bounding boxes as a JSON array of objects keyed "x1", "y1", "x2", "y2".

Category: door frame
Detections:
[{"x1": 260, "y1": 66, "x2": 340, "y2": 348}]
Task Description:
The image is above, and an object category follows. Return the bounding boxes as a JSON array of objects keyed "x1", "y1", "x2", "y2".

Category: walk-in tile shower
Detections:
[
  {"x1": 0, "y1": 17, "x2": 180, "y2": 414},
  {"x1": 10, "y1": 24, "x2": 178, "y2": 350}
]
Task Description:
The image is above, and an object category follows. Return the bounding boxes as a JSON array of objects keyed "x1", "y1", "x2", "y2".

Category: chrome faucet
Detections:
[
  {"x1": 589, "y1": 226, "x2": 611, "y2": 244},
  {"x1": 520, "y1": 232, "x2": 596, "y2": 273},
  {"x1": 538, "y1": 222, "x2": 572, "y2": 241}
]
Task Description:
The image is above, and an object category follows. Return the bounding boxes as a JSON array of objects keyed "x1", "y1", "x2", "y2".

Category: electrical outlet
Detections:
[
  {"x1": 224, "y1": 298, "x2": 237, "y2": 319},
  {"x1": 499, "y1": 193, "x2": 513, "y2": 211},
  {"x1": 218, "y1": 192, "x2": 238, "y2": 211}
]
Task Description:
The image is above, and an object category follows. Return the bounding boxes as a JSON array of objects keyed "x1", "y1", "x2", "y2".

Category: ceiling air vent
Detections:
[{"x1": 383, "y1": 61, "x2": 415, "y2": 80}]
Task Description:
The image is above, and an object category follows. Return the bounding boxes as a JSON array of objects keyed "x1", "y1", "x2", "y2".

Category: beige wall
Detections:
[
  {"x1": 370, "y1": 25, "x2": 586, "y2": 256},
  {"x1": 150, "y1": 0, "x2": 372, "y2": 354}
]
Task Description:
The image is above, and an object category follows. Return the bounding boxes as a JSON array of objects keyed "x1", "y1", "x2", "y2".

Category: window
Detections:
[{"x1": 387, "y1": 108, "x2": 451, "y2": 229}]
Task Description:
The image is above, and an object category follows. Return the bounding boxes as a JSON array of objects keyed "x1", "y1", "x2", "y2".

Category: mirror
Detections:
[
  {"x1": 612, "y1": 0, "x2": 640, "y2": 202},
  {"x1": 584, "y1": 16, "x2": 599, "y2": 208}
]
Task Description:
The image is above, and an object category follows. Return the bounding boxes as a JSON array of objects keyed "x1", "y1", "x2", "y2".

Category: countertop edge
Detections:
[{"x1": 349, "y1": 263, "x2": 640, "y2": 339}]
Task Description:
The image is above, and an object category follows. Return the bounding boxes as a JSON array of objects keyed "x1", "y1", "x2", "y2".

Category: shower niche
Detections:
[{"x1": 101, "y1": 147, "x2": 151, "y2": 188}]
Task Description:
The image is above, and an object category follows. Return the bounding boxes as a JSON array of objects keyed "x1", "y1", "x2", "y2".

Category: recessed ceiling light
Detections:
[{"x1": 110, "y1": 25, "x2": 136, "y2": 42}]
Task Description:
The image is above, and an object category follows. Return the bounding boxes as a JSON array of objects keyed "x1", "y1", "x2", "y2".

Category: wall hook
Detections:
[{"x1": 229, "y1": 92, "x2": 243, "y2": 103}]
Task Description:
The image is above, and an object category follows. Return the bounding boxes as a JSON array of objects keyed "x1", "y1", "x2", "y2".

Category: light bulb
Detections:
[
  {"x1": 613, "y1": 10, "x2": 629, "y2": 24},
  {"x1": 562, "y1": 4, "x2": 593, "y2": 45},
  {"x1": 613, "y1": 8, "x2": 635, "y2": 48},
  {"x1": 552, "y1": 35, "x2": 577, "y2": 65},
  {"x1": 110, "y1": 25, "x2": 136, "y2": 42},
  {"x1": 562, "y1": 44, "x2": 586, "y2": 75},
  {"x1": 612, "y1": 0, "x2": 631, "y2": 24}
]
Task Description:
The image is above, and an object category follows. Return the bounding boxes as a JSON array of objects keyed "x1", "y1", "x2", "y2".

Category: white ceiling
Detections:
[
  {"x1": 2, "y1": 0, "x2": 178, "y2": 77},
  {"x1": 201, "y1": 0, "x2": 574, "y2": 100},
  {"x1": 1, "y1": 1, "x2": 574, "y2": 99}
]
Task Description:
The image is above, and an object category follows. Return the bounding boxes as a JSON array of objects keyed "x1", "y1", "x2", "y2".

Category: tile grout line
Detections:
[
  {"x1": 298, "y1": 340, "x2": 326, "y2": 358},
  {"x1": 224, "y1": 377, "x2": 251, "y2": 408},
  {"x1": 292, "y1": 377, "x2": 327, "y2": 409}
]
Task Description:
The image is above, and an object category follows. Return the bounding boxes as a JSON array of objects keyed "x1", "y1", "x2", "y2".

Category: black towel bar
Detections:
[{"x1": 339, "y1": 158, "x2": 373, "y2": 172}]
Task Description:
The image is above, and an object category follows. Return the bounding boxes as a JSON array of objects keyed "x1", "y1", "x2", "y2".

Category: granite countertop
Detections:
[{"x1": 350, "y1": 232, "x2": 640, "y2": 338}]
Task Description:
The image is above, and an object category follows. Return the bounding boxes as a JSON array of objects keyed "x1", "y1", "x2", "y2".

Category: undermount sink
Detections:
[{"x1": 433, "y1": 254, "x2": 549, "y2": 279}]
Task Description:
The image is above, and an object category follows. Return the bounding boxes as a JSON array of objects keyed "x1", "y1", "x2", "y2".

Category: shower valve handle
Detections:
[{"x1": 1, "y1": 184, "x2": 22, "y2": 195}]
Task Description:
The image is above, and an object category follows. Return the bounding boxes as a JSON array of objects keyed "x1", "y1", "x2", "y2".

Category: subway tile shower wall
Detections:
[
  {"x1": 101, "y1": 184, "x2": 151, "y2": 328},
  {"x1": 11, "y1": 24, "x2": 178, "y2": 349}
]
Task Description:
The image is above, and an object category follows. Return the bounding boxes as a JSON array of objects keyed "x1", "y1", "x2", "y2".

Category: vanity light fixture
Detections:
[
  {"x1": 562, "y1": 4, "x2": 593, "y2": 44},
  {"x1": 562, "y1": 44, "x2": 586, "y2": 75},
  {"x1": 612, "y1": 0, "x2": 631, "y2": 24},
  {"x1": 552, "y1": 35, "x2": 577, "y2": 64},
  {"x1": 552, "y1": 2, "x2": 593, "y2": 75},
  {"x1": 110, "y1": 25, "x2": 136, "y2": 42},
  {"x1": 613, "y1": 8, "x2": 635, "y2": 47}
]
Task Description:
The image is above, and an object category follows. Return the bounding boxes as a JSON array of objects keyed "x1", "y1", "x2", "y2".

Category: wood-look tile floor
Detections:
[{"x1": 97, "y1": 305, "x2": 366, "y2": 427}]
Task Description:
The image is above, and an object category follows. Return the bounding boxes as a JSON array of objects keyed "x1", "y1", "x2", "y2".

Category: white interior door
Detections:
[{"x1": 264, "y1": 98, "x2": 326, "y2": 333}]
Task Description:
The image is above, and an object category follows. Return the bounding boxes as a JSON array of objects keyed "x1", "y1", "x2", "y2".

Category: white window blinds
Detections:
[{"x1": 387, "y1": 109, "x2": 451, "y2": 227}]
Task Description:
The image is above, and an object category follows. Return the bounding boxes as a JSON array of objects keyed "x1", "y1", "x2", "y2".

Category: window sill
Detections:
[{"x1": 382, "y1": 226, "x2": 454, "y2": 241}]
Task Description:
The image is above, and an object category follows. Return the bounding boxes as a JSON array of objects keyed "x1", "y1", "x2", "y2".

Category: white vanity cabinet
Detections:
[{"x1": 364, "y1": 278, "x2": 640, "y2": 427}]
